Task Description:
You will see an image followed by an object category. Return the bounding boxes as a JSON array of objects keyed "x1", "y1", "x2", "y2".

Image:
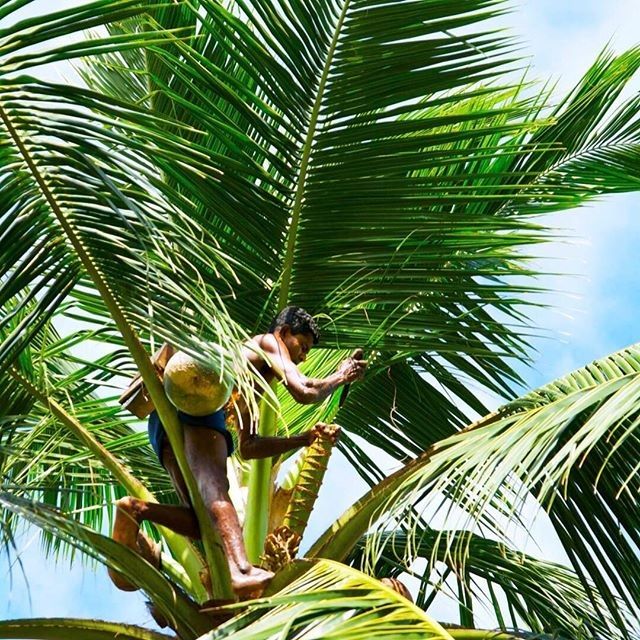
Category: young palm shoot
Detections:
[{"x1": 263, "y1": 423, "x2": 340, "y2": 572}]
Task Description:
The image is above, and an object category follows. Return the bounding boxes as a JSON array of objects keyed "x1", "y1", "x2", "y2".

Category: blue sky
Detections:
[
  {"x1": 1, "y1": 0, "x2": 639, "y2": 630},
  {"x1": 507, "y1": 0, "x2": 639, "y2": 386}
]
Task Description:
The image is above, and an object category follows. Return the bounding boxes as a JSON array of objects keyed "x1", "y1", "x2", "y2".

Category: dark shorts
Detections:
[{"x1": 148, "y1": 409, "x2": 234, "y2": 464}]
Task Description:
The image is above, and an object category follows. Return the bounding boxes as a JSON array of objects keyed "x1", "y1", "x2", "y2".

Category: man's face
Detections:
[{"x1": 282, "y1": 329, "x2": 314, "y2": 364}]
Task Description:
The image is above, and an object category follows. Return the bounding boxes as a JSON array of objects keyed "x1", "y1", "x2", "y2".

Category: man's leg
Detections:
[
  {"x1": 109, "y1": 444, "x2": 200, "y2": 591},
  {"x1": 111, "y1": 429, "x2": 272, "y2": 596},
  {"x1": 183, "y1": 424, "x2": 273, "y2": 596}
]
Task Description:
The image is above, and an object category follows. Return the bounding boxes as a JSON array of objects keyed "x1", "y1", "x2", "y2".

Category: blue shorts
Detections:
[{"x1": 148, "y1": 409, "x2": 234, "y2": 463}]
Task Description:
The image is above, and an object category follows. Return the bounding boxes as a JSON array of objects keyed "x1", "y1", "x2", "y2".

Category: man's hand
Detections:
[
  {"x1": 337, "y1": 348, "x2": 367, "y2": 384},
  {"x1": 306, "y1": 422, "x2": 342, "y2": 445}
]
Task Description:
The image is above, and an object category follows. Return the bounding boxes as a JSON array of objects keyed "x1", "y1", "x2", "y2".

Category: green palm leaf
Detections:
[
  {"x1": 73, "y1": 1, "x2": 559, "y2": 556},
  {"x1": 205, "y1": 559, "x2": 455, "y2": 640},
  {"x1": 0, "y1": 491, "x2": 211, "y2": 640},
  {"x1": 447, "y1": 633, "x2": 544, "y2": 640},
  {"x1": 350, "y1": 531, "x2": 628, "y2": 639},
  {"x1": 0, "y1": 618, "x2": 172, "y2": 640},
  {"x1": 74, "y1": 3, "x2": 640, "y2": 501},
  {"x1": 0, "y1": 0, "x2": 268, "y2": 597},
  {"x1": 334, "y1": 358, "x2": 485, "y2": 482},
  {"x1": 0, "y1": 302, "x2": 208, "y2": 597},
  {"x1": 509, "y1": 47, "x2": 640, "y2": 204},
  {"x1": 1, "y1": 2, "x2": 640, "y2": 638},
  {"x1": 79, "y1": 0, "x2": 547, "y2": 360},
  {"x1": 310, "y1": 344, "x2": 640, "y2": 635}
]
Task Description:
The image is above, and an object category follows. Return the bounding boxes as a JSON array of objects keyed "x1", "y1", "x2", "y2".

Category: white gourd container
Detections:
[{"x1": 163, "y1": 347, "x2": 233, "y2": 416}]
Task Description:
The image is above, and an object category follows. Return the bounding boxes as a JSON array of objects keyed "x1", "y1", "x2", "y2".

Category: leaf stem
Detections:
[
  {"x1": 10, "y1": 367, "x2": 206, "y2": 600},
  {"x1": 277, "y1": 1, "x2": 351, "y2": 307},
  {"x1": 245, "y1": 0, "x2": 352, "y2": 568},
  {"x1": 0, "y1": 101, "x2": 231, "y2": 599}
]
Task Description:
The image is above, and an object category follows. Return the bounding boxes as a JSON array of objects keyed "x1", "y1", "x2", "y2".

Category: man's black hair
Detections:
[{"x1": 269, "y1": 306, "x2": 320, "y2": 345}]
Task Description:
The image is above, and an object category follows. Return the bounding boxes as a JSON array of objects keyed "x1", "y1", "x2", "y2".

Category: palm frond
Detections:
[
  {"x1": 74, "y1": 5, "x2": 640, "y2": 471},
  {"x1": 350, "y1": 531, "x2": 628, "y2": 639},
  {"x1": 206, "y1": 558, "x2": 455, "y2": 640},
  {"x1": 314, "y1": 344, "x2": 640, "y2": 635},
  {"x1": 508, "y1": 47, "x2": 640, "y2": 206},
  {"x1": 0, "y1": 302, "x2": 208, "y2": 598},
  {"x1": 333, "y1": 356, "x2": 486, "y2": 486},
  {"x1": 0, "y1": 1, "x2": 267, "y2": 596},
  {"x1": 0, "y1": 618, "x2": 172, "y2": 640},
  {"x1": 0, "y1": 75, "x2": 249, "y2": 371},
  {"x1": 78, "y1": 1, "x2": 546, "y2": 362},
  {"x1": 0, "y1": 491, "x2": 211, "y2": 640}
]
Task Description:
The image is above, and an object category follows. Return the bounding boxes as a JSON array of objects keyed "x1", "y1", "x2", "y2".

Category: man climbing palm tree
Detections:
[{"x1": 109, "y1": 307, "x2": 367, "y2": 597}]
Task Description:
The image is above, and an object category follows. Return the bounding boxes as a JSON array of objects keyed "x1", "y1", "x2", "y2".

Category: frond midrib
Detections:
[{"x1": 277, "y1": 1, "x2": 351, "y2": 308}]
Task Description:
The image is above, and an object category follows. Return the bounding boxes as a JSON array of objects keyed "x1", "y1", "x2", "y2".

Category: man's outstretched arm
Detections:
[
  {"x1": 238, "y1": 338, "x2": 364, "y2": 459},
  {"x1": 239, "y1": 423, "x2": 340, "y2": 460},
  {"x1": 261, "y1": 336, "x2": 366, "y2": 405},
  {"x1": 238, "y1": 428, "x2": 314, "y2": 460}
]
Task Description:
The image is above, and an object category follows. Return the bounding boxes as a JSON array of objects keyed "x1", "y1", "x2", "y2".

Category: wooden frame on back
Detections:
[{"x1": 118, "y1": 343, "x2": 176, "y2": 418}]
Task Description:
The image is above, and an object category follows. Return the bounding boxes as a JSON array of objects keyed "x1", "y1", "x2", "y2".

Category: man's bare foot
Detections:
[
  {"x1": 112, "y1": 496, "x2": 142, "y2": 546},
  {"x1": 136, "y1": 529, "x2": 162, "y2": 569},
  {"x1": 231, "y1": 566, "x2": 274, "y2": 599},
  {"x1": 108, "y1": 496, "x2": 148, "y2": 591}
]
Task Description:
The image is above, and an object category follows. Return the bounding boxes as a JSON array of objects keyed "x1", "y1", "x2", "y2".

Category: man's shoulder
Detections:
[
  {"x1": 245, "y1": 333, "x2": 281, "y2": 369},
  {"x1": 251, "y1": 333, "x2": 279, "y2": 352},
  {"x1": 247, "y1": 333, "x2": 267, "y2": 350},
  {"x1": 249, "y1": 333, "x2": 291, "y2": 380}
]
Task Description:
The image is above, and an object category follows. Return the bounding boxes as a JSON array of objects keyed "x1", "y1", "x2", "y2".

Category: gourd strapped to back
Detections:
[
  {"x1": 118, "y1": 343, "x2": 176, "y2": 418},
  {"x1": 119, "y1": 343, "x2": 233, "y2": 418}
]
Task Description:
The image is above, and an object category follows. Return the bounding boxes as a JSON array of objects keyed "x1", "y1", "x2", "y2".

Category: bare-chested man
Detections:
[{"x1": 109, "y1": 306, "x2": 366, "y2": 597}]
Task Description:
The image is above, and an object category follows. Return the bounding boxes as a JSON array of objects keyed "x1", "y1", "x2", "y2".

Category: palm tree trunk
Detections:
[{"x1": 243, "y1": 381, "x2": 278, "y2": 562}]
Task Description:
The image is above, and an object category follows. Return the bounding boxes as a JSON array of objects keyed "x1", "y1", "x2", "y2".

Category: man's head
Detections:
[{"x1": 269, "y1": 306, "x2": 319, "y2": 364}]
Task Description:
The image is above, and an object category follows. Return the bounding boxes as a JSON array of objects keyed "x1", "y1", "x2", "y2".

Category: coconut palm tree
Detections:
[{"x1": 0, "y1": 1, "x2": 639, "y2": 639}]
